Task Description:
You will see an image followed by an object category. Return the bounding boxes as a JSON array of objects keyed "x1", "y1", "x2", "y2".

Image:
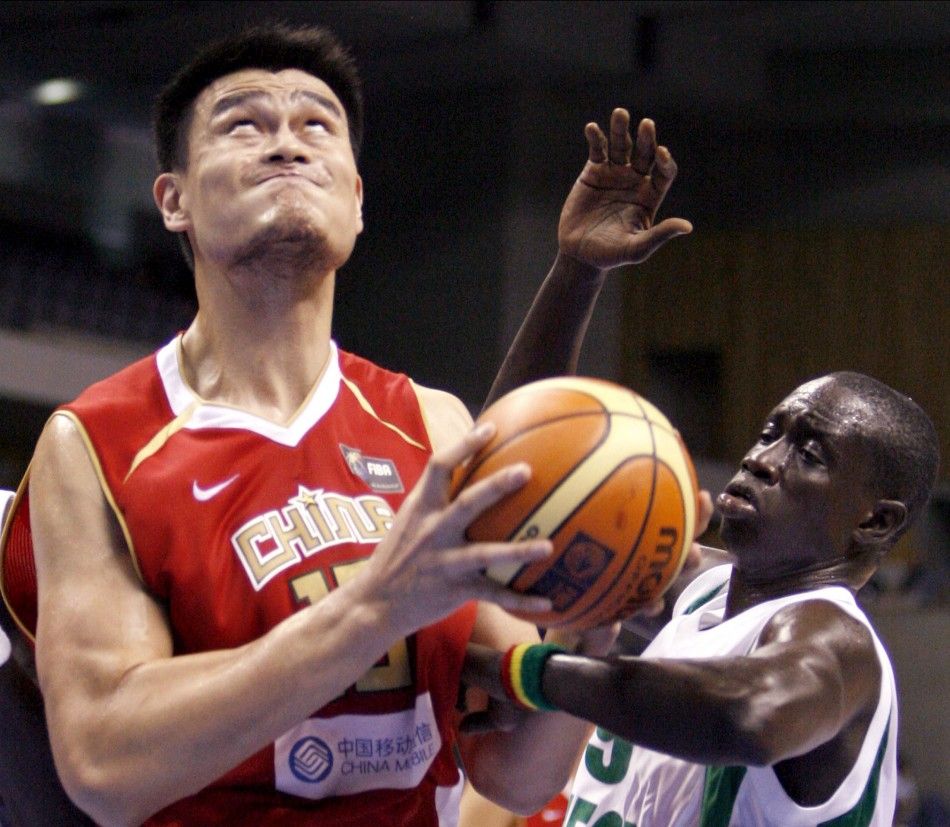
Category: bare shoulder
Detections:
[
  {"x1": 755, "y1": 597, "x2": 881, "y2": 701},
  {"x1": 757, "y1": 598, "x2": 875, "y2": 653},
  {"x1": 31, "y1": 412, "x2": 108, "y2": 536},
  {"x1": 411, "y1": 382, "x2": 474, "y2": 452}
]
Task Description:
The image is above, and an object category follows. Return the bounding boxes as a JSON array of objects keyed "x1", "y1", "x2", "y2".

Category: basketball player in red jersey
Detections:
[{"x1": 1, "y1": 22, "x2": 701, "y2": 827}]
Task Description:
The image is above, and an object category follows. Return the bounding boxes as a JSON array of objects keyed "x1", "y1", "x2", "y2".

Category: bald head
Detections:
[{"x1": 817, "y1": 372, "x2": 939, "y2": 543}]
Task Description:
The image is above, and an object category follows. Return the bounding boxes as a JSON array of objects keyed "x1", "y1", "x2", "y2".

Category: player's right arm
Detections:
[
  {"x1": 30, "y1": 413, "x2": 551, "y2": 825},
  {"x1": 483, "y1": 110, "x2": 691, "y2": 408},
  {"x1": 468, "y1": 598, "x2": 882, "y2": 774}
]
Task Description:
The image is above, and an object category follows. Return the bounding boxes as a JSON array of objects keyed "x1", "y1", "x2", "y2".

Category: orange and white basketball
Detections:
[{"x1": 451, "y1": 376, "x2": 699, "y2": 630}]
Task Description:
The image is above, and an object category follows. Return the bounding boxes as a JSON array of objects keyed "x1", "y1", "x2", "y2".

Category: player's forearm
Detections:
[
  {"x1": 541, "y1": 652, "x2": 842, "y2": 766},
  {"x1": 462, "y1": 712, "x2": 590, "y2": 815},
  {"x1": 482, "y1": 253, "x2": 607, "y2": 410},
  {"x1": 43, "y1": 582, "x2": 394, "y2": 825}
]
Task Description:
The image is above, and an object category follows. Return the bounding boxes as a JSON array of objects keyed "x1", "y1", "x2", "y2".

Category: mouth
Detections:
[
  {"x1": 258, "y1": 162, "x2": 333, "y2": 189},
  {"x1": 716, "y1": 479, "x2": 758, "y2": 518},
  {"x1": 259, "y1": 172, "x2": 315, "y2": 185}
]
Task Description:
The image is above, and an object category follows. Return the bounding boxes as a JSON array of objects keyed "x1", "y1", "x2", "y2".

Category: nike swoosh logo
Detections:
[{"x1": 192, "y1": 474, "x2": 240, "y2": 502}]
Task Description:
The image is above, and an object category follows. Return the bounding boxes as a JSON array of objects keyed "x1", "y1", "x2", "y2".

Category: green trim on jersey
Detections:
[
  {"x1": 818, "y1": 719, "x2": 889, "y2": 826},
  {"x1": 683, "y1": 582, "x2": 728, "y2": 616},
  {"x1": 698, "y1": 716, "x2": 889, "y2": 826},
  {"x1": 700, "y1": 765, "x2": 747, "y2": 826}
]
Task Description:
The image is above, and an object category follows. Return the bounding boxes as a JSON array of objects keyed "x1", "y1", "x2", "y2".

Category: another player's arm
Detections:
[
  {"x1": 538, "y1": 599, "x2": 881, "y2": 767},
  {"x1": 31, "y1": 413, "x2": 551, "y2": 826},
  {"x1": 484, "y1": 110, "x2": 691, "y2": 409}
]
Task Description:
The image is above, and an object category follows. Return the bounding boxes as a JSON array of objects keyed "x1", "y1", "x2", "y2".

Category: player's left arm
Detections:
[{"x1": 457, "y1": 605, "x2": 613, "y2": 815}]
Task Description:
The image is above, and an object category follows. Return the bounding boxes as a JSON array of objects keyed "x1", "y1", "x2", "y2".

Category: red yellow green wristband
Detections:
[{"x1": 499, "y1": 643, "x2": 565, "y2": 712}]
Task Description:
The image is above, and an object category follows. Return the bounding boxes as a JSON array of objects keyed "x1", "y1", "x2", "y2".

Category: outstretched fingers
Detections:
[
  {"x1": 448, "y1": 459, "x2": 532, "y2": 531},
  {"x1": 608, "y1": 107, "x2": 632, "y2": 166},
  {"x1": 415, "y1": 421, "x2": 497, "y2": 508},
  {"x1": 649, "y1": 144, "x2": 679, "y2": 202},
  {"x1": 585, "y1": 121, "x2": 608, "y2": 164},
  {"x1": 633, "y1": 117, "x2": 657, "y2": 175},
  {"x1": 623, "y1": 217, "x2": 693, "y2": 263}
]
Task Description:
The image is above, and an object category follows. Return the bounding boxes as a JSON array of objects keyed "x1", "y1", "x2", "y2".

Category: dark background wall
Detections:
[{"x1": 0, "y1": 0, "x2": 947, "y2": 803}]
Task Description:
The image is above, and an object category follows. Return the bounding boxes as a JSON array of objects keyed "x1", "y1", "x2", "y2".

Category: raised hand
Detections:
[{"x1": 558, "y1": 109, "x2": 691, "y2": 270}]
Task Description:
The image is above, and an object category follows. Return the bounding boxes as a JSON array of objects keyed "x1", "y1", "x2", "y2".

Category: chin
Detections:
[
  {"x1": 234, "y1": 219, "x2": 345, "y2": 274},
  {"x1": 718, "y1": 517, "x2": 760, "y2": 555}
]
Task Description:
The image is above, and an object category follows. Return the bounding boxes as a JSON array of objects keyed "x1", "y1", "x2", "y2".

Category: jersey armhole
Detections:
[{"x1": 46, "y1": 410, "x2": 146, "y2": 585}]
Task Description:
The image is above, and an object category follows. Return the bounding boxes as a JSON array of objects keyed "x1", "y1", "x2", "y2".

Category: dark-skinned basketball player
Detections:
[
  {"x1": 0, "y1": 22, "x2": 710, "y2": 827},
  {"x1": 463, "y1": 223, "x2": 940, "y2": 822}
]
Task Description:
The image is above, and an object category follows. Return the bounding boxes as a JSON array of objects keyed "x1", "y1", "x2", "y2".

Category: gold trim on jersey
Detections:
[
  {"x1": 55, "y1": 411, "x2": 145, "y2": 585},
  {"x1": 341, "y1": 376, "x2": 426, "y2": 451},
  {"x1": 124, "y1": 402, "x2": 199, "y2": 482},
  {"x1": 0, "y1": 468, "x2": 34, "y2": 642},
  {"x1": 0, "y1": 411, "x2": 148, "y2": 643}
]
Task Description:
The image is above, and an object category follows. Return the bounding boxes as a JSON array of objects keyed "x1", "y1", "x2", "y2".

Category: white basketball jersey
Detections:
[{"x1": 568, "y1": 565, "x2": 898, "y2": 826}]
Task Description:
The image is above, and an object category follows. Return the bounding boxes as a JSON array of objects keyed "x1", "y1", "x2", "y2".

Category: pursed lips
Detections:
[
  {"x1": 257, "y1": 162, "x2": 335, "y2": 189},
  {"x1": 258, "y1": 171, "x2": 320, "y2": 186},
  {"x1": 717, "y1": 478, "x2": 758, "y2": 516}
]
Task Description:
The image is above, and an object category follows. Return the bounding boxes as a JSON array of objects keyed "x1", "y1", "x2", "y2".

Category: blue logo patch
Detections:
[
  {"x1": 289, "y1": 736, "x2": 334, "y2": 784},
  {"x1": 530, "y1": 532, "x2": 614, "y2": 612}
]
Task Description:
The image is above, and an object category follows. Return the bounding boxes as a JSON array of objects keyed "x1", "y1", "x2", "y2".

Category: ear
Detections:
[
  {"x1": 854, "y1": 499, "x2": 908, "y2": 548},
  {"x1": 153, "y1": 172, "x2": 191, "y2": 233},
  {"x1": 354, "y1": 174, "x2": 364, "y2": 234}
]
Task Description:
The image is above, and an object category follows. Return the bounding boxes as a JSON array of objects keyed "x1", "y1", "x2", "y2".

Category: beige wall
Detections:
[
  {"x1": 869, "y1": 605, "x2": 950, "y2": 797},
  {"x1": 621, "y1": 224, "x2": 949, "y2": 473}
]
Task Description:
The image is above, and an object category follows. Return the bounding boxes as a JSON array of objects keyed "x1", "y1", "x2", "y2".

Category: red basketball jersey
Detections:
[{"x1": 2, "y1": 338, "x2": 476, "y2": 826}]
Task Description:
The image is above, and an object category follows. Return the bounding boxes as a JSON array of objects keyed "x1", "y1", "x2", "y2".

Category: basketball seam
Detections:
[
  {"x1": 568, "y1": 416, "x2": 658, "y2": 627},
  {"x1": 506, "y1": 413, "x2": 657, "y2": 626},
  {"x1": 453, "y1": 409, "x2": 610, "y2": 494}
]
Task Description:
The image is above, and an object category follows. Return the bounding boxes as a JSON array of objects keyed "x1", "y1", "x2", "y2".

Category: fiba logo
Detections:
[
  {"x1": 344, "y1": 449, "x2": 367, "y2": 478},
  {"x1": 289, "y1": 736, "x2": 334, "y2": 783}
]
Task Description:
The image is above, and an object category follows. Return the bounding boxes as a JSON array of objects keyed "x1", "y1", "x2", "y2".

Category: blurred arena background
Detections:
[{"x1": 0, "y1": 0, "x2": 947, "y2": 811}]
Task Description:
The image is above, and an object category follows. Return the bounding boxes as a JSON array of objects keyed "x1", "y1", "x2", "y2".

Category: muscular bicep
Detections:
[
  {"x1": 30, "y1": 414, "x2": 172, "y2": 718},
  {"x1": 742, "y1": 600, "x2": 881, "y2": 759}
]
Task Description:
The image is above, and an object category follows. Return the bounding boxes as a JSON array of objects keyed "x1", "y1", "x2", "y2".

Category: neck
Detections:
[
  {"x1": 182, "y1": 259, "x2": 336, "y2": 423},
  {"x1": 724, "y1": 554, "x2": 873, "y2": 618}
]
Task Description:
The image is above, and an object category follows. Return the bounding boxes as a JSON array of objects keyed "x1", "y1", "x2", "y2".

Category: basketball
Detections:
[{"x1": 450, "y1": 376, "x2": 699, "y2": 630}]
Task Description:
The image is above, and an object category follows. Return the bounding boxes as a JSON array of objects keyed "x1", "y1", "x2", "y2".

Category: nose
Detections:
[
  {"x1": 265, "y1": 122, "x2": 310, "y2": 165},
  {"x1": 741, "y1": 442, "x2": 781, "y2": 485}
]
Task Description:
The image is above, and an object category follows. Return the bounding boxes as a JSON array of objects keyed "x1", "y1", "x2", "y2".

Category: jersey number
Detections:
[
  {"x1": 585, "y1": 727, "x2": 633, "y2": 783},
  {"x1": 564, "y1": 795, "x2": 635, "y2": 827},
  {"x1": 291, "y1": 560, "x2": 412, "y2": 692}
]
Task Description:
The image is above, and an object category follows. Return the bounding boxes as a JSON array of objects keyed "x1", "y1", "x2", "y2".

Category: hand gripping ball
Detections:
[{"x1": 451, "y1": 377, "x2": 699, "y2": 630}]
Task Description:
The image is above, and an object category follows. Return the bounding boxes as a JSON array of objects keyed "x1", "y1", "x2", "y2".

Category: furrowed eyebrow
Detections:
[
  {"x1": 210, "y1": 90, "x2": 268, "y2": 120},
  {"x1": 291, "y1": 90, "x2": 343, "y2": 120},
  {"x1": 769, "y1": 407, "x2": 839, "y2": 446},
  {"x1": 209, "y1": 89, "x2": 343, "y2": 121}
]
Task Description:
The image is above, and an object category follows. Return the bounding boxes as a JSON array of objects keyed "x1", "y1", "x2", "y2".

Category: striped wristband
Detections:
[{"x1": 500, "y1": 643, "x2": 565, "y2": 712}]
